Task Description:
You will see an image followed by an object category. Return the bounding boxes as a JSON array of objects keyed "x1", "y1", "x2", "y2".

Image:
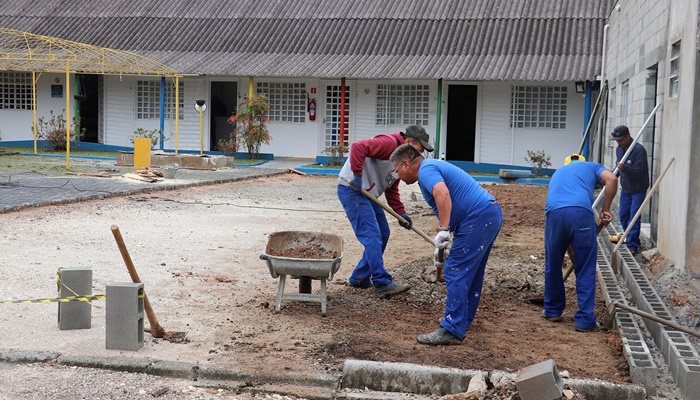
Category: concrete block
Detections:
[
  {"x1": 676, "y1": 358, "x2": 700, "y2": 400},
  {"x1": 105, "y1": 282, "x2": 144, "y2": 351},
  {"x1": 57, "y1": 267, "x2": 92, "y2": 330},
  {"x1": 514, "y1": 359, "x2": 563, "y2": 400}
]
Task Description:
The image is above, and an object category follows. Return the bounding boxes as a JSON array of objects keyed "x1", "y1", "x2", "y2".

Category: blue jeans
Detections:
[
  {"x1": 544, "y1": 207, "x2": 598, "y2": 330},
  {"x1": 440, "y1": 202, "x2": 502, "y2": 340},
  {"x1": 337, "y1": 185, "x2": 393, "y2": 286},
  {"x1": 619, "y1": 191, "x2": 646, "y2": 251}
]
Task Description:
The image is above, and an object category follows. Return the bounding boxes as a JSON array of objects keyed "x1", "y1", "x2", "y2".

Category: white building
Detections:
[{"x1": 0, "y1": 0, "x2": 615, "y2": 168}]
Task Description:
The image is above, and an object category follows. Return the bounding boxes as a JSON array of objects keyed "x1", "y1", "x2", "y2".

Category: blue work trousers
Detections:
[
  {"x1": 440, "y1": 202, "x2": 502, "y2": 340},
  {"x1": 544, "y1": 207, "x2": 598, "y2": 330},
  {"x1": 619, "y1": 191, "x2": 645, "y2": 251},
  {"x1": 337, "y1": 185, "x2": 393, "y2": 286}
]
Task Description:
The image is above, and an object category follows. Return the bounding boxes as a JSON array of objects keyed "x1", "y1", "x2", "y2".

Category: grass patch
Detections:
[
  {"x1": 0, "y1": 146, "x2": 119, "y2": 158},
  {"x1": 301, "y1": 163, "x2": 342, "y2": 169},
  {"x1": 235, "y1": 158, "x2": 266, "y2": 165}
]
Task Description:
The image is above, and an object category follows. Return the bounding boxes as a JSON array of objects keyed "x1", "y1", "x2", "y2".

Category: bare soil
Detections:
[{"x1": 0, "y1": 174, "x2": 637, "y2": 391}]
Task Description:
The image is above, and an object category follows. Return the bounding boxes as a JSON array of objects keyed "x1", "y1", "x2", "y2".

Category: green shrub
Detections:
[
  {"x1": 525, "y1": 149, "x2": 552, "y2": 176},
  {"x1": 34, "y1": 110, "x2": 85, "y2": 151},
  {"x1": 323, "y1": 144, "x2": 348, "y2": 166},
  {"x1": 130, "y1": 128, "x2": 167, "y2": 150},
  {"x1": 227, "y1": 95, "x2": 271, "y2": 159}
]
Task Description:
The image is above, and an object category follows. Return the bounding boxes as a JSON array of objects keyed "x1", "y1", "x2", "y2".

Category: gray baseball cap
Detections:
[{"x1": 403, "y1": 125, "x2": 434, "y2": 152}]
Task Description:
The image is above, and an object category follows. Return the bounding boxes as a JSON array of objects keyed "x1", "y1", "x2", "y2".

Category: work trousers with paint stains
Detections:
[
  {"x1": 337, "y1": 184, "x2": 393, "y2": 287},
  {"x1": 440, "y1": 201, "x2": 502, "y2": 340},
  {"x1": 544, "y1": 206, "x2": 598, "y2": 330}
]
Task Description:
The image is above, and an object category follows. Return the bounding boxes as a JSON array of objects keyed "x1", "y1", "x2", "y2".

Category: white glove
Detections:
[
  {"x1": 433, "y1": 253, "x2": 444, "y2": 269},
  {"x1": 433, "y1": 246, "x2": 450, "y2": 265},
  {"x1": 434, "y1": 230, "x2": 450, "y2": 249}
]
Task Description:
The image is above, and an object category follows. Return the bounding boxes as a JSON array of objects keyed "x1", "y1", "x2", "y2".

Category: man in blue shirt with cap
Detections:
[{"x1": 611, "y1": 125, "x2": 649, "y2": 255}]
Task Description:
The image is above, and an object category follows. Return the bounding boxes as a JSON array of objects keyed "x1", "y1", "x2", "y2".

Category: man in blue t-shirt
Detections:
[
  {"x1": 611, "y1": 125, "x2": 649, "y2": 255},
  {"x1": 543, "y1": 154, "x2": 618, "y2": 332},
  {"x1": 389, "y1": 144, "x2": 502, "y2": 345}
]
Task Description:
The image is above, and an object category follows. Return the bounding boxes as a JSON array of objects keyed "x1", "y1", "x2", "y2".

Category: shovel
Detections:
[
  {"x1": 603, "y1": 301, "x2": 700, "y2": 337},
  {"x1": 355, "y1": 186, "x2": 444, "y2": 280},
  {"x1": 111, "y1": 225, "x2": 187, "y2": 342}
]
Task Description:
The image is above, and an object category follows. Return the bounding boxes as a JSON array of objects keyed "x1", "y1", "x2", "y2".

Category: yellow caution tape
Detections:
[{"x1": 2, "y1": 293, "x2": 143, "y2": 305}]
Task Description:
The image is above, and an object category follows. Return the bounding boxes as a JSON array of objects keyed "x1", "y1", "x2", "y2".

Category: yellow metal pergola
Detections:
[{"x1": 0, "y1": 27, "x2": 181, "y2": 168}]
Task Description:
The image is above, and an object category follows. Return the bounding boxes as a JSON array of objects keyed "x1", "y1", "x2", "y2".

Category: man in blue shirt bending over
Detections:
[
  {"x1": 389, "y1": 143, "x2": 502, "y2": 345},
  {"x1": 543, "y1": 154, "x2": 617, "y2": 332}
]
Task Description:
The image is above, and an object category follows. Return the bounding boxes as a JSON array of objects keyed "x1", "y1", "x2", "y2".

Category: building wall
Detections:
[
  {"x1": 0, "y1": 73, "x2": 76, "y2": 142},
  {"x1": 478, "y1": 81, "x2": 586, "y2": 169},
  {"x1": 605, "y1": 0, "x2": 700, "y2": 277},
  {"x1": 2, "y1": 75, "x2": 590, "y2": 170},
  {"x1": 604, "y1": 0, "x2": 670, "y2": 235}
]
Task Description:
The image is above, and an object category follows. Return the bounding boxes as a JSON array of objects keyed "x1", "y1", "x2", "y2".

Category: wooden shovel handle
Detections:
[{"x1": 111, "y1": 225, "x2": 166, "y2": 338}]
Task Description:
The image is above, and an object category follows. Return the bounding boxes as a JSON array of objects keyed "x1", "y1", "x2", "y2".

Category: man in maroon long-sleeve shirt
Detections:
[{"x1": 337, "y1": 125, "x2": 433, "y2": 297}]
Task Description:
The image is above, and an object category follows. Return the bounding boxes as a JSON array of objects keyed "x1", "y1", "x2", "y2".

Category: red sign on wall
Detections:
[{"x1": 310, "y1": 88, "x2": 316, "y2": 94}]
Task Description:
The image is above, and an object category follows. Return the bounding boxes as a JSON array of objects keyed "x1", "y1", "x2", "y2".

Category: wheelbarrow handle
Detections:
[{"x1": 356, "y1": 185, "x2": 436, "y2": 247}]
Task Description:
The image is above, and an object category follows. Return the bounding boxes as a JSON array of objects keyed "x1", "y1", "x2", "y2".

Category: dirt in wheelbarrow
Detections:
[{"x1": 2, "y1": 173, "x2": 653, "y2": 389}]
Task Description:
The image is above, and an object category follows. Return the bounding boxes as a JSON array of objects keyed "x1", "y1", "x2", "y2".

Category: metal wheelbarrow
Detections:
[{"x1": 260, "y1": 231, "x2": 343, "y2": 316}]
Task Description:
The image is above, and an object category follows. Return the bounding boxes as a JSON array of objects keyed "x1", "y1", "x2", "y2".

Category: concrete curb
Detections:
[
  {"x1": 0, "y1": 348, "x2": 338, "y2": 398},
  {"x1": 0, "y1": 350, "x2": 648, "y2": 399},
  {"x1": 342, "y1": 359, "x2": 646, "y2": 400}
]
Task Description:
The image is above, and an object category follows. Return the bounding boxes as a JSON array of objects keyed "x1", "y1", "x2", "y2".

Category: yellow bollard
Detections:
[{"x1": 133, "y1": 137, "x2": 151, "y2": 169}]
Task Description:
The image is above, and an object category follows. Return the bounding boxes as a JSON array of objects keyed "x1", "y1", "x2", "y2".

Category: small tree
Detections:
[
  {"x1": 524, "y1": 149, "x2": 552, "y2": 176},
  {"x1": 323, "y1": 143, "x2": 348, "y2": 166},
  {"x1": 227, "y1": 95, "x2": 271, "y2": 159},
  {"x1": 130, "y1": 128, "x2": 167, "y2": 150},
  {"x1": 34, "y1": 110, "x2": 85, "y2": 151}
]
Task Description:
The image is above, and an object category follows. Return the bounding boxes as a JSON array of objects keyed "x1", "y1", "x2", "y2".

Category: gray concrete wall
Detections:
[
  {"x1": 658, "y1": 1, "x2": 699, "y2": 277},
  {"x1": 605, "y1": 0, "x2": 700, "y2": 277}
]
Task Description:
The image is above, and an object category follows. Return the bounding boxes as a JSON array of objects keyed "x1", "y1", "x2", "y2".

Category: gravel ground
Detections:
[{"x1": 0, "y1": 362, "x2": 308, "y2": 400}]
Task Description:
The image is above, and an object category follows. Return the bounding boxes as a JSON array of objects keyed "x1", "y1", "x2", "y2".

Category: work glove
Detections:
[
  {"x1": 433, "y1": 252, "x2": 444, "y2": 269},
  {"x1": 399, "y1": 213, "x2": 412, "y2": 230},
  {"x1": 433, "y1": 246, "x2": 450, "y2": 265},
  {"x1": 434, "y1": 230, "x2": 450, "y2": 249},
  {"x1": 351, "y1": 175, "x2": 364, "y2": 192}
]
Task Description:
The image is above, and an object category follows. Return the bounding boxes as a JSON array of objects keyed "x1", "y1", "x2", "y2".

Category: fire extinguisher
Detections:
[{"x1": 308, "y1": 99, "x2": 316, "y2": 121}]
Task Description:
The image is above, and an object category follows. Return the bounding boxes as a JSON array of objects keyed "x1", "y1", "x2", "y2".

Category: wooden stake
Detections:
[{"x1": 111, "y1": 225, "x2": 166, "y2": 338}]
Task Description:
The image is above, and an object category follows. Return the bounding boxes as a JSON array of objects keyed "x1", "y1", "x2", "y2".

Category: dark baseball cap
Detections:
[
  {"x1": 610, "y1": 125, "x2": 630, "y2": 140},
  {"x1": 403, "y1": 125, "x2": 434, "y2": 152}
]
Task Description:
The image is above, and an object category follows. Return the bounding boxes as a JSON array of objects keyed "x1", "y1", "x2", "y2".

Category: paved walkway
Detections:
[{"x1": 0, "y1": 156, "x2": 313, "y2": 213}]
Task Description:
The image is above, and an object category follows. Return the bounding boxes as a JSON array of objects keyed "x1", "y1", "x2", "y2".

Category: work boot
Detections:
[
  {"x1": 542, "y1": 311, "x2": 563, "y2": 322},
  {"x1": 374, "y1": 282, "x2": 411, "y2": 298},
  {"x1": 346, "y1": 279, "x2": 373, "y2": 289},
  {"x1": 575, "y1": 322, "x2": 601, "y2": 333},
  {"x1": 417, "y1": 327, "x2": 462, "y2": 346}
]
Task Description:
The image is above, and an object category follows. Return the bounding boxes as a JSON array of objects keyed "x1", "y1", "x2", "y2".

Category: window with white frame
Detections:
[
  {"x1": 510, "y1": 86, "x2": 567, "y2": 129},
  {"x1": 136, "y1": 80, "x2": 184, "y2": 120},
  {"x1": 0, "y1": 72, "x2": 33, "y2": 110},
  {"x1": 256, "y1": 82, "x2": 306, "y2": 123},
  {"x1": 376, "y1": 84, "x2": 430, "y2": 126},
  {"x1": 669, "y1": 41, "x2": 680, "y2": 98}
]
